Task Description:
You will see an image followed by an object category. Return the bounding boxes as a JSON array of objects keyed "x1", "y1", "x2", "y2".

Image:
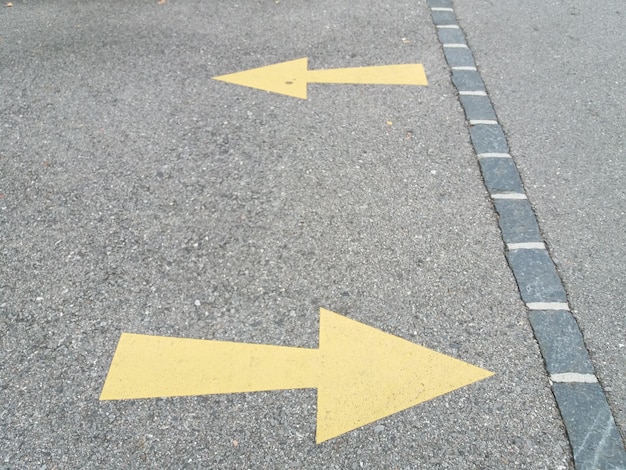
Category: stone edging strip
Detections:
[{"x1": 427, "y1": 1, "x2": 626, "y2": 468}]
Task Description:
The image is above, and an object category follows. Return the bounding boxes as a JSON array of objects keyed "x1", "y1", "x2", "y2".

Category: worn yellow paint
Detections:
[
  {"x1": 213, "y1": 58, "x2": 428, "y2": 99},
  {"x1": 100, "y1": 308, "x2": 492, "y2": 443}
]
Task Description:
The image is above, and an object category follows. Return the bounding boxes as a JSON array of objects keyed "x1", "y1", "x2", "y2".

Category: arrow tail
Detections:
[
  {"x1": 100, "y1": 333, "x2": 319, "y2": 400},
  {"x1": 307, "y1": 63, "x2": 428, "y2": 86}
]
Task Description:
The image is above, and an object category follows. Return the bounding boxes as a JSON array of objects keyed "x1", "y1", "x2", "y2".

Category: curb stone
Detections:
[{"x1": 427, "y1": 0, "x2": 626, "y2": 468}]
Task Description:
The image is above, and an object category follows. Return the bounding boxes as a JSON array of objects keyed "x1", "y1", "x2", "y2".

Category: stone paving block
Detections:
[
  {"x1": 506, "y1": 249, "x2": 567, "y2": 303},
  {"x1": 452, "y1": 69, "x2": 486, "y2": 92},
  {"x1": 431, "y1": 11, "x2": 457, "y2": 26},
  {"x1": 494, "y1": 199, "x2": 542, "y2": 244},
  {"x1": 470, "y1": 124, "x2": 509, "y2": 154},
  {"x1": 459, "y1": 94, "x2": 497, "y2": 122},
  {"x1": 478, "y1": 157, "x2": 524, "y2": 194},
  {"x1": 528, "y1": 310, "x2": 595, "y2": 375},
  {"x1": 553, "y1": 382, "x2": 626, "y2": 469},
  {"x1": 443, "y1": 47, "x2": 475, "y2": 68},
  {"x1": 437, "y1": 28, "x2": 466, "y2": 45}
]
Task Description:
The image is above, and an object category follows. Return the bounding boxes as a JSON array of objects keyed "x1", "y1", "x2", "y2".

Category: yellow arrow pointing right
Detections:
[{"x1": 100, "y1": 308, "x2": 492, "y2": 443}]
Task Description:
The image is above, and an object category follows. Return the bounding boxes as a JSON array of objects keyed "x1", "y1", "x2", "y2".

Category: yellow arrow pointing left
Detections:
[
  {"x1": 213, "y1": 58, "x2": 428, "y2": 99},
  {"x1": 100, "y1": 308, "x2": 493, "y2": 443}
]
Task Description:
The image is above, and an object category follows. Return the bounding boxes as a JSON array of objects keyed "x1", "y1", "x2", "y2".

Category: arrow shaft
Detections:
[
  {"x1": 307, "y1": 63, "x2": 427, "y2": 86},
  {"x1": 100, "y1": 333, "x2": 319, "y2": 400}
]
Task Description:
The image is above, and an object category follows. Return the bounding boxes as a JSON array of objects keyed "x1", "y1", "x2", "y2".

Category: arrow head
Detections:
[
  {"x1": 315, "y1": 309, "x2": 494, "y2": 443},
  {"x1": 213, "y1": 58, "x2": 310, "y2": 99}
]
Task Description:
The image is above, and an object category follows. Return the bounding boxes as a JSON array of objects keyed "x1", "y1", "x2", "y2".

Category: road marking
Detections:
[
  {"x1": 551, "y1": 373, "x2": 598, "y2": 384},
  {"x1": 101, "y1": 308, "x2": 493, "y2": 443},
  {"x1": 213, "y1": 58, "x2": 428, "y2": 99},
  {"x1": 452, "y1": 66, "x2": 478, "y2": 71}
]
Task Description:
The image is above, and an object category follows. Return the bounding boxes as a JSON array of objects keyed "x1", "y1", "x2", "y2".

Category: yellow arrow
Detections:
[
  {"x1": 212, "y1": 58, "x2": 428, "y2": 99},
  {"x1": 100, "y1": 308, "x2": 492, "y2": 443}
]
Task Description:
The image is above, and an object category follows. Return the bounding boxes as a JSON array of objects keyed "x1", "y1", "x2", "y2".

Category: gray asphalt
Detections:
[{"x1": 0, "y1": 0, "x2": 621, "y2": 468}]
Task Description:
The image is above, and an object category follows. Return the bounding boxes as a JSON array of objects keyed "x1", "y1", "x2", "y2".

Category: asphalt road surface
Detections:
[{"x1": 1, "y1": 1, "x2": 623, "y2": 468}]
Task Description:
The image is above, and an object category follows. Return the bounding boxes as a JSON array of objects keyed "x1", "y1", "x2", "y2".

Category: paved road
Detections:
[{"x1": 0, "y1": 0, "x2": 623, "y2": 468}]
